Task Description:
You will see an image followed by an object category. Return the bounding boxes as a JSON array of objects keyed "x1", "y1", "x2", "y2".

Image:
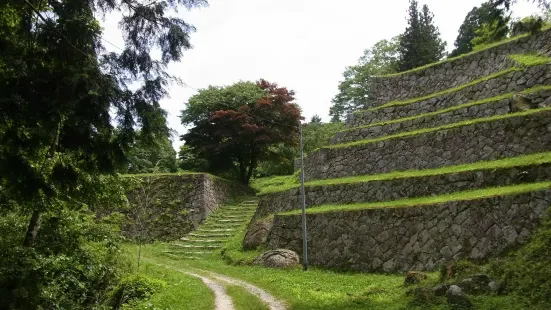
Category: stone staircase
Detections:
[
  {"x1": 246, "y1": 29, "x2": 551, "y2": 272},
  {"x1": 163, "y1": 198, "x2": 258, "y2": 260}
]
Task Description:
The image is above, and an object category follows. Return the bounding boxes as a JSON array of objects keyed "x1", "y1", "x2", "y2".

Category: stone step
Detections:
[
  {"x1": 188, "y1": 233, "x2": 233, "y2": 238},
  {"x1": 163, "y1": 250, "x2": 214, "y2": 256},
  {"x1": 171, "y1": 243, "x2": 221, "y2": 249},
  {"x1": 332, "y1": 89, "x2": 551, "y2": 144},
  {"x1": 347, "y1": 64, "x2": 551, "y2": 128},
  {"x1": 179, "y1": 238, "x2": 224, "y2": 243},
  {"x1": 255, "y1": 156, "x2": 551, "y2": 218},
  {"x1": 197, "y1": 228, "x2": 237, "y2": 233},
  {"x1": 215, "y1": 219, "x2": 246, "y2": 223},
  {"x1": 305, "y1": 108, "x2": 551, "y2": 180},
  {"x1": 268, "y1": 183, "x2": 551, "y2": 272}
]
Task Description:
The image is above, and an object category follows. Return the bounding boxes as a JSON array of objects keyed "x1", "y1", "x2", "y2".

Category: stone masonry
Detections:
[
  {"x1": 268, "y1": 190, "x2": 551, "y2": 272},
  {"x1": 367, "y1": 28, "x2": 551, "y2": 107}
]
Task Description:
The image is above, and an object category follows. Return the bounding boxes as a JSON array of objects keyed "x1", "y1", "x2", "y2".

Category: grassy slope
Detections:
[
  {"x1": 129, "y1": 243, "x2": 527, "y2": 310},
  {"x1": 343, "y1": 85, "x2": 551, "y2": 133},
  {"x1": 279, "y1": 181, "x2": 551, "y2": 216},
  {"x1": 257, "y1": 152, "x2": 551, "y2": 194}
]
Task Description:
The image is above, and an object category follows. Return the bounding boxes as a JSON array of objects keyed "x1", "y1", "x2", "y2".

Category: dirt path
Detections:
[
  {"x1": 152, "y1": 262, "x2": 286, "y2": 310},
  {"x1": 183, "y1": 271, "x2": 235, "y2": 310},
  {"x1": 207, "y1": 272, "x2": 287, "y2": 310}
]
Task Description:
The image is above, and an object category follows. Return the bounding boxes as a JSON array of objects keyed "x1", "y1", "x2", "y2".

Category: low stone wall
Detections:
[
  {"x1": 367, "y1": 28, "x2": 551, "y2": 108},
  {"x1": 121, "y1": 174, "x2": 248, "y2": 241},
  {"x1": 268, "y1": 189, "x2": 551, "y2": 272},
  {"x1": 333, "y1": 89, "x2": 551, "y2": 144},
  {"x1": 304, "y1": 110, "x2": 551, "y2": 181},
  {"x1": 346, "y1": 64, "x2": 551, "y2": 128},
  {"x1": 253, "y1": 163, "x2": 551, "y2": 220}
]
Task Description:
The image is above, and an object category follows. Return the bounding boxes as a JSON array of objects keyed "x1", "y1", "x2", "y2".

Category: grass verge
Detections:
[
  {"x1": 127, "y1": 260, "x2": 214, "y2": 310},
  {"x1": 258, "y1": 152, "x2": 551, "y2": 194},
  {"x1": 343, "y1": 85, "x2": 551, "y2": 133},
  {"x1": 331, "y1": 107, "x2": 551, "y2": 149},
  {"x1": 279, "y1": 181, "x2": 551, "y2": 216},
  {"x1": 226, "y1": 285, "x2": 270, "y2": 310}
]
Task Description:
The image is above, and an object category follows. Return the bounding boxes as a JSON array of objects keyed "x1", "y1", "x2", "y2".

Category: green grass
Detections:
[
  {"x1": 509, "y1": 53, "x2": 551, "y2": 66},
  {"x1": 226, "y1": 285, "x2": 270, "y2": 310},
  {"x1": 258, "y1": 152, "x2": 551, "y2": 194},
  {"x1": 343, "y1": 85, "x2": 551, "y2": 134},
  {"x1": 129, "y1": 243, "x2": 532, "y2": 310},
  {"x1": 251, "y1": 171, "x2": 300, "y2": 194},
  {"x1": 331, "y1": 107, "x2": 551, "y2": 149},
  {"x1": 221, "y1": 228, "x2": 265, "y2": 265},
  {"x1": 361, "y1": 67, "x2": 522, "y2": 113},
  {"x1": 377, "y1": 28, "x2": 551, "y2": 78},
  {"x1": 127, "y1": 261, "x2": 215, "y2": 310},
  {"x1": 279, "y1": 181, "x2": 551, "y2": 216}
]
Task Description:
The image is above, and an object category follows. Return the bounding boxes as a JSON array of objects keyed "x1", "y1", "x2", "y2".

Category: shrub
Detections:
[
  {"x1": 0, "y1": 211, "x2": 129, "y2": 309},
  {"x1": 109, "y1": 275, "x2": 166, "y2": 309}
]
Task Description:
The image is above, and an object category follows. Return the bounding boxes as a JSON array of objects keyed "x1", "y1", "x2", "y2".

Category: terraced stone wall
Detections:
[
  {"x1": 268, "y1": 190, "x2": 551, "y2": 272},
  {"x1": 119, "y1": 174, "x2": 248, "y2": 241},
  {"x1": 367, "y1": 28, "x2": 551, "y2": 108},
  {"x1": 346, "y1": 64, "x2": 551, "y2": 129},
  {"x1": 253, "y1": 163, "x2": 551, "y2": 220},
  {"x1": 305, "y1": 108, "x2": 551, "y2": 181}
]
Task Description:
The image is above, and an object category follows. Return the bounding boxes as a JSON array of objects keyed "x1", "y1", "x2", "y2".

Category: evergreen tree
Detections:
[
  {"x1": 398, "y1": 0, "x2": 446, "y2": 71},
  {"x1": 450, "y1": 3, "x2": 509, "y2": 57}
]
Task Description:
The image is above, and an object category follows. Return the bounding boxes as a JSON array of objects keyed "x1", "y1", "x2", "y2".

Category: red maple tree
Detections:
[{"x1": 182, "y1": 79, "x2": 301, "y2": 184}]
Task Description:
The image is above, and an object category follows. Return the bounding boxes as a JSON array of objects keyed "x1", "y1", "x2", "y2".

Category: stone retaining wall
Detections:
[
  {"x1": 268, "y1": 190, "x2": 551, "y2": 272},
  {"x1": 367, "y1": 29, "x2": 551, "y2": 108},
  {"x1": 304, "y1": 110, "x2": 551, "y2": 181},
  {"x1": 346, "y1": 64, "x2": 551, "y2": 128},
  {"x1": 253, "y1": 163, "x2": 551, "y2": 220},
  {"x1": 333, "y1": 89, "x2": 551, "y2": 144},
  {"x1": 121, "y1": 174, "x2": 248, "y2": 241}
]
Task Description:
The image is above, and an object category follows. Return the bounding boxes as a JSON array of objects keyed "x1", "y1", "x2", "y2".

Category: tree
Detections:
[
  {"x1": 123, "y1": 131, "x2": 178, "y2": 174},
  {"x1": 450, "y1": 2, "x2": 509, "y2": 57},
  {"x1": 398, "y1": 0, "x2": 446, "y2": 71},
  {"x1": 330, "y1": 37, "x2": 400, "y2": 122},
  {"x1": 181, "y1": 80, "x2": 301, "y2": 184},
  {"x1": 0, "y1": 0, "x2": 204, "y2": 306},
  {"x1": 471, "y1": 18, "x2": 511, "y2": 49},
  {"x1": 310, "y1": 114, "x2": 323, "y2": 124},
  {"x1": 492, "y1": 0, "x2": 550, "y2": 10}
]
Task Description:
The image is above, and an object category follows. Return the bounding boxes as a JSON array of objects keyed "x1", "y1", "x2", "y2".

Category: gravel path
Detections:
[
  {"x1": 183, "y1": 271, "x2": 235, "y2": 310},
  {"x1": 207, "y1": 272, "x2": 287, "y2": 310}
]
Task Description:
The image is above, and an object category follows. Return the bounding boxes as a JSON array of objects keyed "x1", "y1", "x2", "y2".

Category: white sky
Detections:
[{"x1": 101, "y1": 0, "x2": 541, "y2": 150}]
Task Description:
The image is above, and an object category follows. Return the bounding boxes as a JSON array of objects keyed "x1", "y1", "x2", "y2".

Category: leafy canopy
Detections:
[
  {"x1": 330, "y1": 37, "x2": 400, "y2": 122},
  {"x1": 181, "y1": 80, "x2": 301, "y2": 184}
]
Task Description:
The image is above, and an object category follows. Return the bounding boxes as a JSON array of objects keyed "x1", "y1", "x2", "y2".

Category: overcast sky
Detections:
[{"x1": 102, "y1": 0, "x2": 541, "y2": 150}]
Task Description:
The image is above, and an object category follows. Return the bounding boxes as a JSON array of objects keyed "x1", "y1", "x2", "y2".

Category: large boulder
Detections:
[
  {"x1": 253, "y1": 249, "x2": 300, "y2": 268},
  {"x1": 243, "y1": 219, "x2": 273, "y2": 250},
  {"x1": 446, "y1": 285, "x2": 473, "y2": 308}
]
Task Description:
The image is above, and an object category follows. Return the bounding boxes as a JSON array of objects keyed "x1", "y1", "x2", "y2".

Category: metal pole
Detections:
[{"x1": 298, "y1": 121, "x2": 308, "y2": 271}]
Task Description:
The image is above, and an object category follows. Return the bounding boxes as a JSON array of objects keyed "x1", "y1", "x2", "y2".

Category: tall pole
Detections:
[{"x1": 298, "y1": 121, "x2": 308, "y2": 271}]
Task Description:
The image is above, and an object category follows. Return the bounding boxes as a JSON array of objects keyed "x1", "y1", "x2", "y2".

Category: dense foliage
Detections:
[
  {"x1": 330, "y1": 38, "x2": 400, "y2": 121},
  {"x1": 121, "y1": 131, "x2": 178, "y2": 174},
  {"x1": 450, "y1": 2, "x2": 509, "y2": 57},
  {"x1": 0, "y1": 0, "x2": 204, "y2": 307},
  {"x1": 398, "y1": 0, "x2": 446, "y2": 71},
  {"x1": 181, "y1": 80, "x2": 301, "y2": 184}
]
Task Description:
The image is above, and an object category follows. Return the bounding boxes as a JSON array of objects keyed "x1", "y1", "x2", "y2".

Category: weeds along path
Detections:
[{"x1": 152, "y1": 262, "x2": 287, "y2": 310}]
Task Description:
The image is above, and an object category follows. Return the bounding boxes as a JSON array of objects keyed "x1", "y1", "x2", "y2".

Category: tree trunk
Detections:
[
  {"x1": 246, "y1": 152, "x2": 257, "y2": 185},
  {"x1": 23, "y1": 210, "x2": 42, "y2": 247}
]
